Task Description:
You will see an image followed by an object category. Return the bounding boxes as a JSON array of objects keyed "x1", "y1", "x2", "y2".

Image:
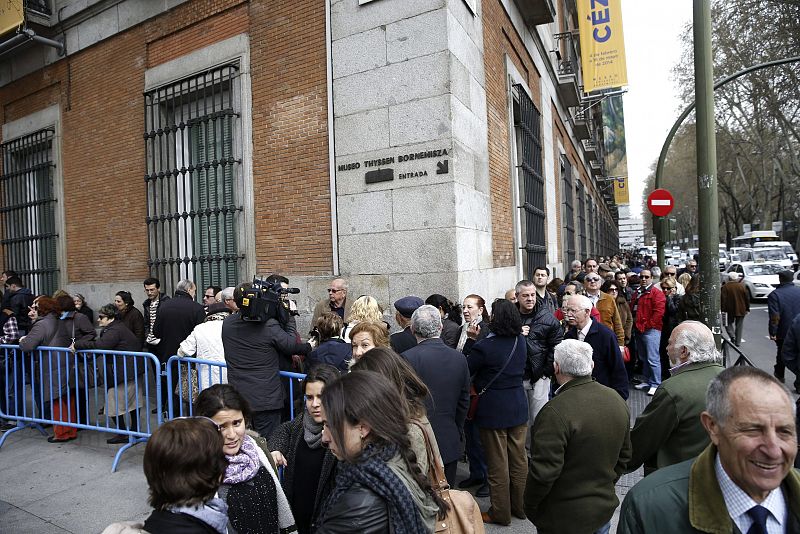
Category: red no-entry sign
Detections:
[{"x1": 647, "y1": 188, "x2": 674, "y2": 217}]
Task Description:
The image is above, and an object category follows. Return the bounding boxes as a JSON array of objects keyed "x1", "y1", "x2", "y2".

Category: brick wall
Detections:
[
  {"x1": 483, "y1": 0, "x2": 543, "y2": 268},
  {"x1": 0, "y1": 0, "x2": 332, "y2": 286},
  {"x1": 249, "y1": 1, "x2": 332, "y2": 276}
]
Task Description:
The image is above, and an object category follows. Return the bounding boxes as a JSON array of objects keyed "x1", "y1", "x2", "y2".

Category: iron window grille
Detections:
[
  {"x1": 0, "y1": 129, "x2": 59, "y2": 295},
  {"x1": 560, "y1": 155, "x2": 576, "y2": 266},
  {"x1": 144, "y1": 64, "x2": 244, "y2": 295},
  {"x1": 577, "y1": 181, "x2": 587, "y2": 258},
  {"x1": 512, "y1": 84, "x2": 547, "y2": 279}
]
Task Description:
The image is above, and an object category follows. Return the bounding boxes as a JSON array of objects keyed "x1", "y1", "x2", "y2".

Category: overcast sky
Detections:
[{"x1": 621, "y1": 1, "x2": 693, "y2": 217}]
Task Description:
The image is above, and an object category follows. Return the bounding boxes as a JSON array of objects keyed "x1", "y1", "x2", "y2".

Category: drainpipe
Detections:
[
  {"x1": 325, "y1": 0, "x2": 340, "y2": 275},
  {"x1": 0, "y1": 28, "x2": 65, "y2": 58}
]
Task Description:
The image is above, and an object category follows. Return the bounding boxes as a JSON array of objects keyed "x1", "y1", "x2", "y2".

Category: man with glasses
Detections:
[
  {"x1": 563, "y1": 294, "x2": 629, "y2": 400},
  {"x1": 679, "y1": 259, "x2": 698, "y2": 277},
  {"x1": 311, "y1": 277, "x2": 351, "y2": 325},
  {"x1": 656, "y1": 267, "x2": 685, "y2": 296},
  {"x1": 631, "y1": 270, "x2": 666, "y2": 396},
  {"x1": 202, "y1": 285, "x2": 222, "y2": 313},
  {"x1": 583, "y1": 273, "x2": 625, "y2": 350},
  {"x1": 220, "y1": 286, "x2": 238, "y2": 313}
]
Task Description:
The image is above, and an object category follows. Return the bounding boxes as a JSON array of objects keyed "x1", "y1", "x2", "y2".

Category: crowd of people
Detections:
[{"x1": 1, "y1": 251, "x2": 798, "y2": 533}]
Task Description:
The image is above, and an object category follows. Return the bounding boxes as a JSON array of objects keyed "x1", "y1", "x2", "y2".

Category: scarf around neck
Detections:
[
  {"x1": 224, "y1": 434, "x2": 261, "y2": 485},
  {"x1": 318, "y1": 443, "x2": 427, "y2": 534},
  {"x1": 167, "y1": 497, "x2": 229, "y2": 534},
  {"x1": 303, "y1": 408, "x2": 324, "y2": 449}
]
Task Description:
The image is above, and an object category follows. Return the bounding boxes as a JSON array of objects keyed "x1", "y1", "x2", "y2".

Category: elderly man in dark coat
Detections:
[
  {"x1": 524, "y1": 339, "x2": 631, "y2": 534},
  {"x1": 401, "y1": 304, "x2": 470, "y2": 486},
  {"x1": 390, "y1": 295, "x2": 423, "y2": 354},
  {"x1": 563, "y1": 294, "x2": 629, "y2": 399},
  {"x1": 152, "y1": 279, "x2": 205, "y2": 413}
]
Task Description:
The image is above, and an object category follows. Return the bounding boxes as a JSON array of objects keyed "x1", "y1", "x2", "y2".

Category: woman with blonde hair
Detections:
[{"x1": 341, "y1": 295, "x2": 384, "y2": 342}]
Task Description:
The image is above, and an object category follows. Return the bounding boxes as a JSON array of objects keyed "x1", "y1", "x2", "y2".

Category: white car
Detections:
[
  {"x1": 737, "y1": 247, "x2": 793, "y2": 270},
  {"x1": 724, "y1": 262, "x2": 783, "y2": 301},
  {"x1": 795, "y1": 270, "x2": 800, "y2": 288}
]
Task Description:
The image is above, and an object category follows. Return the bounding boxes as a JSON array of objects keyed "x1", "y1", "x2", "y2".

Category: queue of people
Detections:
[{"x1": 3, "y1": 254, "x2": 799, "y2": 534}]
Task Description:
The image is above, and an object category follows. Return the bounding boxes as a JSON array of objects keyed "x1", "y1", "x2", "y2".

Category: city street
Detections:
[{"x1": 2, "y1": 306, "x2": 794, "y2": 534}]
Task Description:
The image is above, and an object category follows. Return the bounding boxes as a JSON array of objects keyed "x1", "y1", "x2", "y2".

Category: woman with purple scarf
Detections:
[{"x1": 195, "y1": 384, "x2": 295, "y2": 534}]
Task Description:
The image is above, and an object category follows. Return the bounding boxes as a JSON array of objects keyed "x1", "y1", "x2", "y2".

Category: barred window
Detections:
[
  {"x1": 512, "y1": 84, "x2": 547, "y2": 278},
  {"x1": 560, "y1": 155, "x2": 575, "y2": 266},
  {"x1": 577, "y1": 181, "x2": 587, "y2": 259},
  {"x1": 0, "y1": 129, "x2": 59, "y2": 295},
  {"x1": 144, "y1": 64, "x2": 244, "y2": 294}
]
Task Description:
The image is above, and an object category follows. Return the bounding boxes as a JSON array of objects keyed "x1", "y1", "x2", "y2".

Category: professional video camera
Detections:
[{"x1": 239, "y1": 276, "x2": 300, "y2": 324}]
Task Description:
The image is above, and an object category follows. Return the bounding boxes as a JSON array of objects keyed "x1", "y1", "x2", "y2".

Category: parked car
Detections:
[
  {"x1": 737, "y1": 247, "x2": 793, "y2": 270},
  {"x1": 795, "y1": 269, "x2": 800, "y2": 288},
  {"x1": 723, "y1": 262, "x2": 783, "y2": 301}
]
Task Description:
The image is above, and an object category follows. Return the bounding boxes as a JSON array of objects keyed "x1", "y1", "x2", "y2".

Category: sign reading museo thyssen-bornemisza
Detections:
[{"x1": 337, "y1": 147, "x2": 450, "y2": 184}]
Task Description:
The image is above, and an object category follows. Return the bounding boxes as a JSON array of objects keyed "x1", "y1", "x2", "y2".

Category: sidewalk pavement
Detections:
[{"x1": 0, "y1": 390, "x2": 650, "y2": 534}]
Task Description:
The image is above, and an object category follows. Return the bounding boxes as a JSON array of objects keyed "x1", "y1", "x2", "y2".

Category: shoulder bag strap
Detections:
[
  {"x1": 411, "y1": 420, "x2": 448, "y2": 490},
  {"x1": 477, "y1": 336, "x2": 519, "y2": 396}
]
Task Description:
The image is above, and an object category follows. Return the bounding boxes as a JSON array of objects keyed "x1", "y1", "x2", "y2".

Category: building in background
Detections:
[{"x1": 0, "y1": 0, "x2": 621, "y2": 327}]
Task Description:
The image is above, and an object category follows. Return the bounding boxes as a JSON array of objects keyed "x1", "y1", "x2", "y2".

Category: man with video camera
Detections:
[{"x1": 222, "y1": 279, "x2": 314, "y2": 440}]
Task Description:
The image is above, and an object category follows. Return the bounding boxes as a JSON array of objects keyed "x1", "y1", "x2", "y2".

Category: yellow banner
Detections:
[
  {"x1": 614, "y1": 176, "x2": 629, "y2": 205},
  {"x1": 577, "y1": 0, "x2": 628, "y2": 93},
  {"x1": 0, "y1": 0, "x2": 23, "y2": 37}
]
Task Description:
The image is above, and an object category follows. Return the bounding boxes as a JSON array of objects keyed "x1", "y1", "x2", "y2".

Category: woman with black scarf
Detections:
[
  {"x1": 269, "y1": 364, "x2": 340, "y2": 534},
  {"x1": 314, "y1": 370, "x2": 448, "y2": 533}
]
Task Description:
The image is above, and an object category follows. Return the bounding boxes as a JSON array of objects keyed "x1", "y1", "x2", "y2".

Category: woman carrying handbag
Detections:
[{"x1": 466, "y1": 299, "x2": 528, "y2": 526}]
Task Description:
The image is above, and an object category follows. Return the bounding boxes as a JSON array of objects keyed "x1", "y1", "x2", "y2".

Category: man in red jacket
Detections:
[{"x1": 631, "y1": 269, "x2": 666, "y2": 396}]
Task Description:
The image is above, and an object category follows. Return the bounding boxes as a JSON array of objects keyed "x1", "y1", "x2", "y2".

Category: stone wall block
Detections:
[
  {"x1": 337, "y1": 190, "x2": 393, "y2": 235},
  {"x1": 335, "y1": 107, "x2": 390, "y2": 156},
  {"x1": 77, "y1": 6, "x2": 120, "y2": 50},
  {"x1": 332, "y1": 27, "x2": 387, "y2": 79},
  {"x1": 331, "y1": 0, "x2": 446, "y2": 41},
  {"x1": 392, "y1": 182, "x2": 456, "y2": 231},
  {"x1": 339, "y1": 228, "x2": 458, "y2": 274},
  {"x1": 389, "y1": 94, "x2": 451, "y2": 146},
  {"x1": 386, "y1": 9, "x2": 448, "y2": 63},
  {"x1": 333, "y1": 51, "x2": 449, "y2": 117}
]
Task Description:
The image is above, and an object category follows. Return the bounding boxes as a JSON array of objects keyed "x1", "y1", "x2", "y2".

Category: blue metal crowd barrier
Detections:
[
  {"x1": 165, "y1": 355, "x2": 306, "y2": 420},
  {"x1": 0, "y1": 345, "x2": 162, "y2": 472},
  {"x1": 2, "y1": 347, "x2": 307, "y2": 472}
]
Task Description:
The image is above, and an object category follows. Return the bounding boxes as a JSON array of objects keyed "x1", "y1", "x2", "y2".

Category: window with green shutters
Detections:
[
  {"x1": 0, "y1": 129, "x2": 59, "y2": 295},
  {"x1": 144, "y1": 65, "x2": 243, "y2": 294}
]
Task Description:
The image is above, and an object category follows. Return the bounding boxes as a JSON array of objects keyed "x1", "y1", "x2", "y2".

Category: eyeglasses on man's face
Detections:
[
  {"x1": 327, "y1": 288, "x2": 344, "y2": 293},
  {"x1": 585, "y1": 277, "x2": 601, "y2": 283},
  {"x1": 640, "y1": 275, "x2": 651, "y2": 280},
  {"x1": 203, "y1": 293, "x2": 215, "y2": 300}
]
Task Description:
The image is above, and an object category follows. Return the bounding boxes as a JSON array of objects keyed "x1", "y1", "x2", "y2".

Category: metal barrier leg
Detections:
[
  {"x1": 0, "y1": 421, "x2": 47, "y2": 448},
  {"x1": 111, "y1": 436, "x2": 148, "y2": 473}
]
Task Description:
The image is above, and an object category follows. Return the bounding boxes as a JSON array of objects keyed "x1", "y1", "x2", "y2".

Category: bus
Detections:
[{"x1": 731, "y1": 230, "x2": 780, "y2": 249}]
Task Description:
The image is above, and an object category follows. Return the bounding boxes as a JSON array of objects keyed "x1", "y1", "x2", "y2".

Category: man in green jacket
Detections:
[
  {"x1": 627, "y1": 321, "x2": 724, "y2": 475},
  {"x1": 619, "y1": 366, "x2": 799, "y2": 534},
  {"x1": 524, "y1": 339, "x2": 631, "y2": 534}
]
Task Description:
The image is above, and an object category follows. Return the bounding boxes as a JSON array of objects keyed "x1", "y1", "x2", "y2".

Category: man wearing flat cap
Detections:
[{"x1": 390, "y1": 296, "x2": 423, "y2": 353}]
